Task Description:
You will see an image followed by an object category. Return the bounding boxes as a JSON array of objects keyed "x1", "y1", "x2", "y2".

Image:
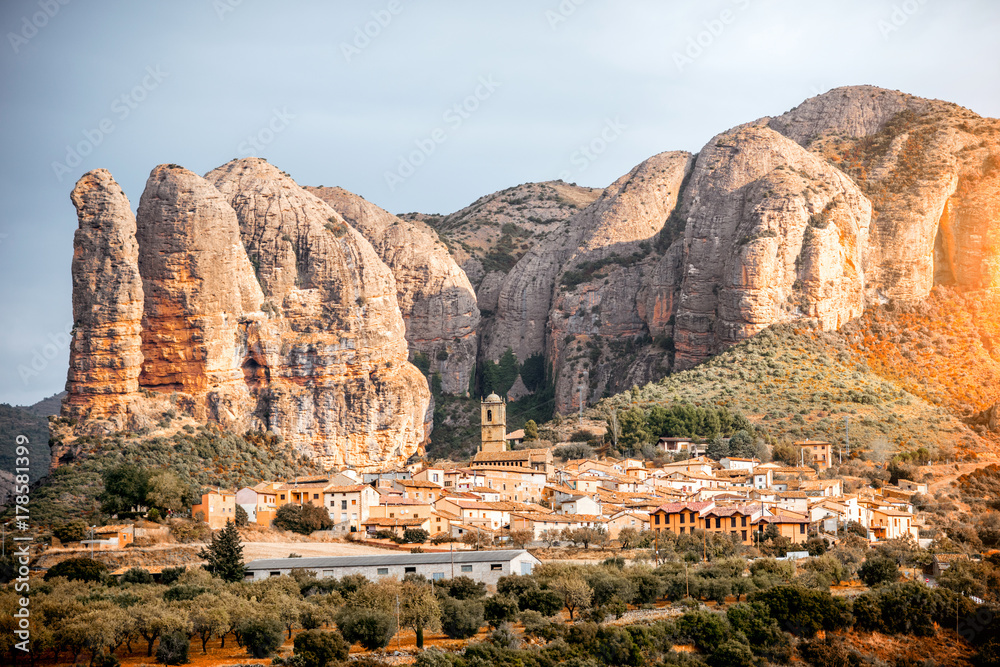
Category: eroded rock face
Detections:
[
  {"x1": 206, "y1": 159, "x2": 429, "y2": 467},
  {"x1": 63, "y1": 169, "x2": 144, "y2": 428},
  {"x1": 306, "y1": 186, "x2": 479, "y2": 396},
  {"x1": 63, "y1": 160, "x2": 429, "y2": 471},
  {"x1": 546, "y1": 152, "x2": 692, "y2": 411},
  {"x1": 770, "y1": 85, "x2": 1000, "y2": 302},
  {"x1": 667, "y1": 126, "x2": 872, "y2": 369}
]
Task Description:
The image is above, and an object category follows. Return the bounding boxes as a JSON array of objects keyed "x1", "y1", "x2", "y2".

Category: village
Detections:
[{"x1": 93, "y1": 393, "x2": 932, "y2": 581}]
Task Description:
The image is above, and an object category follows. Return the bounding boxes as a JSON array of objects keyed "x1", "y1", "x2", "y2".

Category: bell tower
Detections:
[{"x1": 480, "y1": 393, "x2": 507, "y2": 453}]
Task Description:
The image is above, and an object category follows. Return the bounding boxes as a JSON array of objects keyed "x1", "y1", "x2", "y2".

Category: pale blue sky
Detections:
[{"x1": 1, "y1": 0, "x2": 998, "y2": 405}]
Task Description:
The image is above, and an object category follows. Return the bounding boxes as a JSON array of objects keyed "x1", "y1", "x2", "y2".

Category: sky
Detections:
[{"x1": 1, "y1": 0, "x2": 998, "y2": 407}]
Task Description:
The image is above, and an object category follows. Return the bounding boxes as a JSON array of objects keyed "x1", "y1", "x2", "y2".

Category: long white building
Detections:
[{"x1": 243, "y1": 549, "x2": 540, "y2": 586}]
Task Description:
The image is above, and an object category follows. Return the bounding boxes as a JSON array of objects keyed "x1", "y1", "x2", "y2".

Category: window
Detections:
[
  {"x1": 433, "y1": 572, "x2": 444, "y2": 580},
  {"x1": 313, "y1": 493, "x2": 319, "y2": 500},
  {"x1": 690, "y1": 513, "x2": 697, "y2": 523},
  {"x1": 351, "y1": 499, "x2": 357, "y2": 505},
  {"x1": 800, "y1": 524, "x2": 806, "y2": 534},
  {"x1": 280, "y1": 494, "x2": 285, "y2": 500},
  {"x1": 679, "y1": 513, "x2": 685, "y2": 524},
  {"x1": 731, "y1": 517, "x2": 736, "y2": 528},
  {"x1": 741, "y1": 516, "x2": 747, "y2": 527},
  {"x1": 741, "y1": 530, "x2": 747, "y2": 541},
  {"x1": 679, "y1": 527, "x2": 685, "y2": 534},
  {"x1": 487, "y1": 409, "x2": 493, "y2": 422},
  {"x1": 521, "y1": 562, "x2": 532, "y2": 575},
  {"x1": 715, "y1": 517, "x2": 721, "y2": 529},
  {"x1": 461, "y1": 565, "x2": 473, "y2": 573},
  {"x1": 654, "y1": 514, "x2": 660, "y2": 525},
  {"x1": 377, "y1": 568, "x2": 389, "y2": 575},
  {"x1": 270, "y1": 571, "x2": 281, "y2": 577},
  {"x1": 491, "y1": 564, "x2": 502, "y2": 571},
  {"x1": 341, "y1": 500, "x2": 348, "y2": 510},
  {"x1": 390, "y1": 513, "x2": 394, "y2": 518},
  {"x1": 404, "y1": 567, "x2": 416, "y2": 574}
]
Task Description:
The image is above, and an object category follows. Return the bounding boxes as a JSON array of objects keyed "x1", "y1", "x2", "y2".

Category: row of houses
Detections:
[{"x1": 190, "y1": 396, "x2": 923, "y2": 547}]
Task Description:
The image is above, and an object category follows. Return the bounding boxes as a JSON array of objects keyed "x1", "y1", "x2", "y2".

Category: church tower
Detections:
[{"x1": 480, "y1": 393, "x2": 507, "y2": 453}]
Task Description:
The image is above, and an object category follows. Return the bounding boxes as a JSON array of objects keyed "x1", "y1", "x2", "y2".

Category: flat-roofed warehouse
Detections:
[{"x1": 244, "y1": 549, "x2": 541, "y2": 586}]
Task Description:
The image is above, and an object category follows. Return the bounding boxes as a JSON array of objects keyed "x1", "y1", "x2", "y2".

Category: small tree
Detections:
[
  {"x1": 198, "y1": 519, "x2": 245, "y2": 582},
  {"x1": 507, "y1": 529, "x2": 533, "y2": 548},
  {"x1": 462, "y1": 529, "x2": 491, "y2": 550},
  {"x1": 403, "y1": 528, "x2": 430, "y2": 544},
  {"x1": 146, "y1": 470, "x2": 188, "y2": 514},
  {"x1": 441, "y1": 598, "x2": 484, "y2": 639},
  {"x1": 235, "y1": 504, "x2": 249, "y2": 527},
  {"x1": 53, "y1": 519, "x2": 88, "y2": 543},
  {"x1": 293, "y1": 629, "x2": 349, "y2": 667},
  {"x1": 540, "y1": 528, "x2": 562, "y2": 547},
  {"x1": 155, "y1": 630, "x2": 190, "y2": 665},
  {"x1": 237, "y1": 616, "x2": 284, "y2": 659},
  {"x1": 273, "y1": 502, "x2": 334, "y2": 534},
  {"x1": 44, "y1": 557, "x2": 108, "y2": 582},
  {"x1": 551, "y1": 574, "x2": 592, "y2": 621},
  {"x1": 336, "y1": 608, "x2": 397, "y2": 650},
  {"x1": 858, "y1": 556, "x2": 900, "y2": 588},
  {"x1": 400, "y1": 580, "x2": 441, "y2": 648},
  {"x1": 484, "y1": 595, "x2": 520, "y2": 627},
  {"x1": 122, "y1": 567, "x2": 154, "y2": 584},
  {"x1": 523, "y1": 419, "x2": 539, "y2": 440}
]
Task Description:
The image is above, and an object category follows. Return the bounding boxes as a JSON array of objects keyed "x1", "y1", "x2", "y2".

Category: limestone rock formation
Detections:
[
  {"x1": 545, "y1": 152, "x2": 692, "y2": 411},
  {"x1": 306, "y1": 186, "x2": 479, "y2": 396},
  {"x1": 63, "y1": 169, "x2": 144, "y2": 428},
  {"x1": 62, "y1": 160, "x2": 429, "y2": 471},
  {"x1": 666, "y1": 125, "x2": 872, "y2": 369},
  {"x1": 135, "y1": 164, "x2": 266, "y2": 431},
  {"x1": 206, "y1": 159, "x2": 429, "y2": 466}
]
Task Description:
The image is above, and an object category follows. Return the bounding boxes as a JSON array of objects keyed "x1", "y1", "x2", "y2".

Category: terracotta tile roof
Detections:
[
  {"x1": 397, "y1": 479, "x2": 443, "y2": 488},
  {"x1": 653, "y1": 501, "x2": 714, "y2": 514},
  {"x1": 363, "y1": 517, "x2": 428, "y2": 527}
]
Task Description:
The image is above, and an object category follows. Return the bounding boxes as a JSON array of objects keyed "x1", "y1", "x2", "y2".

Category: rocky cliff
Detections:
[
  {"x1": 438, "y1": 86, "x2": 999, "y2": 416},
  {"x1": 63, "y1": 160, "x2": 430, "y2": 470},
  {"x1": 306, "y1": 186, "x2": 479, "y2": 396},
  {"x1": 63, "y1": 169, "x2": 144, "y2": 429}
]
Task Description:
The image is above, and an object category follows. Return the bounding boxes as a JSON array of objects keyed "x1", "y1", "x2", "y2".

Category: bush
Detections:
[
  {"x1": 519, "y1": 587, "x2": 566, "y2": 616},
  {"x1": 156, "y1": 630, "x2": 190, "y2": 665},
  {"x1": 337, "y1": 607, "x2": 397, "y2": 650},
  {"x1": 293, "y1": 629, "x2": 349, "y2": 667},
  {"x1": 519, "y1": 610, "x2": 562, "y2": 641},
  {"x1": 44, "y1": 556, "x2": 108, "y2": 582},
  {"x1": 122, "y1": 567, "x2": 154, "y2": 584},
  {"x1": 749, "y1": 585, "x2": 849, "y2": 638},
  {"x1": 859, "y1": 555, "x2": 900, "y2": 587},
  {"x1": 440, "y1": 575, "x2": 487, "y2": 600},
  {"x1": 707, "y1": 639, "x2": 756, "y2": 667},
  {"x1": 160, "y1": 566, "x2": 186, "y2": 584},
  {"x1": 675, "y1": 610, "x2": 729, "y2": 653},
  {"x1": 237, "y1": 616, "x2": 285, "y2": 658},
  {"x1": 484, "y1": 595, "x2": 520, "y2": 627},
  {"x1": 274, "y1": 503, "x2": 334, "y2": 534},
  {"x1": 441, "y1": 598, "x2": 484, "y2": 639},
  {"x1": 403, "y1": 528, "x2": 429, "y2": 544},
  {"x1": 52, "y1": 519, "x2": 88, "y2": 543}
]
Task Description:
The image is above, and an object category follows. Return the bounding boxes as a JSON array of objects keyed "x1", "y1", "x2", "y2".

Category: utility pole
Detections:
[
  {"x1": 450, "y1": 542, "x2": 455, "y2": 578},
  {"x1": 396, "y1": 588, "x2": 401, "y2": 650},
  {"x1": 89, "y1": 525, "x2": 96, "y2": 560}
]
